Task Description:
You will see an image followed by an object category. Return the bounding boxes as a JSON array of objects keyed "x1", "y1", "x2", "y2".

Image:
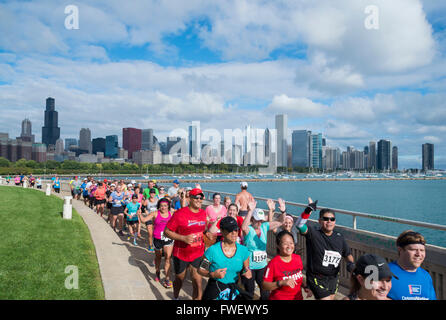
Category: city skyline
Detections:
[{"x1": 0, "y1": 1, "x2": 445, "y2": 169}]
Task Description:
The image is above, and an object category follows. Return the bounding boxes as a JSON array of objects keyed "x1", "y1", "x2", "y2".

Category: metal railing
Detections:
[{"x1": 201, "y1": 189, "x2": 446, "y2": 233}]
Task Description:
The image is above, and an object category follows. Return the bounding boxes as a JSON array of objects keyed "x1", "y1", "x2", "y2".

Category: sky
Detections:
[{"x1": 0, "y1": 0, "x2": 445, "y2": 169}]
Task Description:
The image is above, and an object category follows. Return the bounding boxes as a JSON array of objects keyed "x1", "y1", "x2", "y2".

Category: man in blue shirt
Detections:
[{"x1": 388, "y1": 230, "x2": 436, "y2": 300}]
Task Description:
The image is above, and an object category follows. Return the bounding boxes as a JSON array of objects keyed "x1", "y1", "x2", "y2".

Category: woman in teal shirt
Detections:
[
  {"x1": 199, "y1": 216, "x2": 252, "y2": 300},
  {"x1": 240, "y1": 200, "x2": 286, "y2": 300}
]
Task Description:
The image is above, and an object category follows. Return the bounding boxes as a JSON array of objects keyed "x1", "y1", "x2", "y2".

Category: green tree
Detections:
[{"x1": 0, "y1": 157, "x2": 10, "y2": 167}]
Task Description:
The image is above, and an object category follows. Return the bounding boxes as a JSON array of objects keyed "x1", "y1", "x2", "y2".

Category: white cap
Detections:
[
  {"x1": 241, "y1": 181, "x2": 248, "y2": 188},
  {"x1": 110, "y1": 183, "x2": 116, "y2": 187},
  {"x1": 252, "y1": 208, "x2": 266, "y2": 221},
  {"x1": 131, "y1": 180, "x2": 136, "y2": 184},
  {"x1": 149, "y1": 207, "x2": 157, "y2": 212},
  {"x1": 127, "y1": 183, "x2": 133, "y2": 187}
]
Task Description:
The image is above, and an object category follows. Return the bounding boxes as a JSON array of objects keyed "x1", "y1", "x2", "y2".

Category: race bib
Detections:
[
  {"x1": 252, "y1": 250, "x2": 267, "y2": 263},
  {"x1": 160, "y1": 231, "x2": 171, "y2": 242},
  {"x1": 190, "y1": 232, "x2": 204, "y2": 247},
  {"x1": 322, "y1": 250, "x2": 342, "y2": 267}
]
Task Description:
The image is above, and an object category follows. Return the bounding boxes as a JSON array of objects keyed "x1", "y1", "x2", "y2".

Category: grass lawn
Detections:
[{"x1": 0, "y1": 186, "x2": 105, "y2": 299}]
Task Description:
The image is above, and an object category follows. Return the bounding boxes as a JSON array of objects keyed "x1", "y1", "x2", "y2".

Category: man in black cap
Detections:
[{"x1": 344, "y1": 254, "x2": 395, "y2": 300}]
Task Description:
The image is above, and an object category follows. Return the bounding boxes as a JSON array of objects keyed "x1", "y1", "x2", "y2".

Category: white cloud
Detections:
[{"x1": 266, "y1": 94, "x2": 328, "y2": 118}]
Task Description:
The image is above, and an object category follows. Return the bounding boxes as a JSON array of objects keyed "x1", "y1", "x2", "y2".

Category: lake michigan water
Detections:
[{"x1": 192, "y1": 180, "x2": 446, "y2": 248}]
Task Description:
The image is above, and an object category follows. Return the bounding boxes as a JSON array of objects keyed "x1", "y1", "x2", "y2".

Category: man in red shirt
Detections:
[{"x1": 164, "y1": 188, "x2": 207, "y2": 300}]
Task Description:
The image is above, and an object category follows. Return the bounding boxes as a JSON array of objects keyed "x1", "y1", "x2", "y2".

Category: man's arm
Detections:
[{"x1": 295, "y1": 198, "x2": 318, "y2": 235}]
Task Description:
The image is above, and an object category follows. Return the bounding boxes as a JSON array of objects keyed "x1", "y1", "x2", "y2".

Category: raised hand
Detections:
[
  {"x1": 278, "y1": 198, "x2": 286, "y2": 213},
  {"x1": 248, "y1": 200, "x2": 257, "y2": 211},
  {"x1": 305, "y1": 197, "x2": 318, "y2": 213},
  {"x1": 267, "y1": 199, "x2": 275, "y2": 211}
]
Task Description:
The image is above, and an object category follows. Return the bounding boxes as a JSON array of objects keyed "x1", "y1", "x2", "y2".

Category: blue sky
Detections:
[{"x1": 0, "y1": 0, "x2": 445, "y2": 169}]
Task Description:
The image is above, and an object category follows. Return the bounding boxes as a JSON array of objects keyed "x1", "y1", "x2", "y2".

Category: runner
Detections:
[
  {"x1": 170, "y1": 188, "x2": 183, "y2": 212},
  {"x1": 209, "y1": 203, "x2": 244, "y2": 244},
  {"x1": 81, "y1": 178, "x2": 90, "y2": 205},
  {"x1": 94, "y1": 182, "x2": 107, "y2": 217},
  {"x1": 164, "y1": 187, "x2": 207, "y2": 300},
  {"x1": 158, "y1": 186, "x2": 167, "y2": 199},
  {"x1": 262, "y1": 230, "x2": 311, "y2": 300},
  {"x1": 124, "y1": 194, "x2": 141, "y2": 246},
  {"x1": 36, "y1": 176, "x2": 42, "y2": 189},
  {"x1": 88, "y1": 180, "x2": 97, "y2": 209},
  {"x1": 269, "y1": 199, "x2": 299, "y2": 253},
  {"x1": 53, "y1": 176, "x2": 61, "y2": 194},
  {"x1": 29, "y1": 174, "x2": 35, "y2": 188},
  {"x1": 344, "y1": 254, "x2": 394, "y2": 300},
  {"x1": 223, "y1": 196, "x2": 232, "y2": 210},
  {"x1": 235, "y1": 182, "x2": 254, "y2": 218},
  {"x1": 14, "y1": 175, "x2": 20, "y2": 186},
  {"x1": 168, "y1": 179, "x2": 180, "y2": 197},
  {"x1": 295, "y1": 199, "x2": 355, "y2": 300},
  {"x1": 387, "y1": 230, "x2": 436, "y2": 300},
  {"x1": 139, "y1": 198, "x2": 174, "y2": 288},
  {"x1": 143, "y1": 179, "x2": 159, "y2": 199},
  {"x1": 143, "y1": 189, "x2": 159, "y2": 252},
  {"x1": 71, "y1": 176, "x2": 82, "y2": 200},
  {"x1": 204, "y1": 193, "x2": 227, "y2": 248},
  {"x1": 105, "y1": 183, "x2": 115, "y2": 221},
  {"x1": 199, "y1": 216, "x2": 252, "y2": 300},
  {"x1": 109, "y1": 184, "x2": 125, "y2": 236},
  {"x1": 240, "y1": 200, "x2": 286, "y2": 300}
]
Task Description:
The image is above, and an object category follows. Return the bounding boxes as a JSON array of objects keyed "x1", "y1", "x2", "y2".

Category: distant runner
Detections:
[{"x1": 234, "y1": 182, "x2": 254, "y2": 218}]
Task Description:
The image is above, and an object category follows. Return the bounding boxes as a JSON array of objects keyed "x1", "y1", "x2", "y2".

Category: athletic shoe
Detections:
[
  {"x1": 148, "y1": 246, "x2": 155, "y2": 253},
  {"x1": 118, "y1": 230, "x2": 124, "y2": 236},
  {"x1": 133, "y1": 238, "x2": 137, "y2": 246},
  {"x1": 164, "y1": 279, "x2": 173, "y2": 288}
]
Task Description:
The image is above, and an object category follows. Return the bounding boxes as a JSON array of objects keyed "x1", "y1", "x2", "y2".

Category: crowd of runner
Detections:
[{"x1": 9, "y1": 174, "x2": 438, "y2": 301}]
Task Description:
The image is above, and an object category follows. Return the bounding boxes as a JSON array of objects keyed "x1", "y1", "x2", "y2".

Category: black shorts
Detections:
[
  {"x1": 153, "y1": 237, "x2": 174, "y2": 250},
  {"x1": 95, "y1": 199, "x2": 106, "y2": 205},
  {"x1": 202, "y1": 278, "x2": 251, "y2": 301},
  {"x1": 127, "y1": 220, "x2": 139, "y2": 226},
  {"x1": 111, "y1": 206, "x2": 124, "y2": 215},
  {"x1": 145, "y1": 220, "x2": 153, "y2": 226},
  {"x1": 173, "y1": 256, "x2": 202, "y2": 275},
  {"x1": 83, "y1": 194, "x2": 89, "y2": 199},
  {"x1": 107, "y1": 202, "x2": 112, "y2": 209},
  {"x1": 306, "y1": 272, "x2": 340, "y2": 299},
  {"x1": 238, "y1": 210, "x2": 248, "y2": 217}
]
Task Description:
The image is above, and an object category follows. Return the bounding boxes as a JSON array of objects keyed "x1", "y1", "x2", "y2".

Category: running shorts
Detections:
[
  {"x1": 127, "y1": 220, "x2": 138, "y2": 226},
  {"x1": 202, "y1": 278, "x2": 252, "y2": 301},
  {"x1": 173, "y1": 256, "x2": 202, "y2": 275},
  {"x1": 306, "y1": 272, "x2": 340, "y2": 299},
  {"x1": 145, "y1": 220, "x2": 153, "y2": 226},
  {"x1": 95, "y1": 199, "x2": 106, "y2": 205},
  {"x1": 238, "y1": 210, "x2": 248, "y2": 217},
  {"x1": 111, "y1": 206, "x2": 124, "y2": 215},
  {"x1": 153, "y1": 237, "x2": 174, "y2": 250}
]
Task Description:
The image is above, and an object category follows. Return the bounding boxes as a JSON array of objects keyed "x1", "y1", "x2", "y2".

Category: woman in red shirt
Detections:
[{"x1": 262, "y1": 230, "x2": 312, "y2": 300}]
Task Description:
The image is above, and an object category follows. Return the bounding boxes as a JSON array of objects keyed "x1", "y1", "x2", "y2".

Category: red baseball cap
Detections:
[
  {"x1": 104, "y1": 179, "x2": 107, "y2": 183},
  {"x1": 189, "y1": 188, "x2": 204, "y2": 197}
]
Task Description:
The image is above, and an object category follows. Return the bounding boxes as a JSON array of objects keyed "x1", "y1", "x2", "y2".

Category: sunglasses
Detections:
[
  {"x1": 322, "y1": 217, "x2": 336, "y2": 222},
  {"x1": 190, "y1": 195, "x2": 204, "y2": 200}
]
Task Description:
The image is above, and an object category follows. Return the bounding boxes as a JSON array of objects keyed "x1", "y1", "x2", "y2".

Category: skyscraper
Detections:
[
  {"x1": 79, "y1": 128, "x2": 92, "y2": 153},
  {"x1": 105, "y1": 135, "x2": 119, "y2": 158},
  {"x1": 92, "y1": 138, "x2": 106, "y2": 154},
  {"x1": 264, "y1": 128, "x2": 271, "y2": 161},
  {"x1": 392, "y1": 146, "x2": 398, "y2": 170},
  {"x1": 42, "y1": 97, "x2": 60, "y2": 146},
  {"x1": 65, "y1": 138, "x2": 77, "y2": 151},
  {"x1": 369, "y1": 141, "x2": 376, "y2": 170},
  {"x1": 422, "y1": 143, "x2": 434, "y2": 171},
  {"x1": 19, "y1": 118, "x2": 35, "y2": 143},
  {"x1": 291, "y1": 130, "x2": 311, "y2": 168},
  {"x1": 188, "y1": 121, "x2": 200, "y2": 161},
  {"x1": 311, "y1": 133, "x2": 323, "y2": 169},
  {"x1": 377, "y1": 139, "x2": 392, "y2": 171},
  {"x1": 275, "y1": 114, "x2": 287, "y2": 167},
  {"x1": 123, "y1": 128, "x2": 142, "y2": 159},
  {"x1": 142, "y1": 129, "x2": 154, "y2": 150}
]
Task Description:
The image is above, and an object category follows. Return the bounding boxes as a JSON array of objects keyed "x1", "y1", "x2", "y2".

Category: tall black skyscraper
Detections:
[
  {"x1": 422, "y1": 143, "x2": 434, "y2": 171},
  {"x1": 42, "y1": 97, "x2": 60, "y2": 146},
  {"x1": 377, "y1": 139, "x2": 391, "y2": 171}
]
